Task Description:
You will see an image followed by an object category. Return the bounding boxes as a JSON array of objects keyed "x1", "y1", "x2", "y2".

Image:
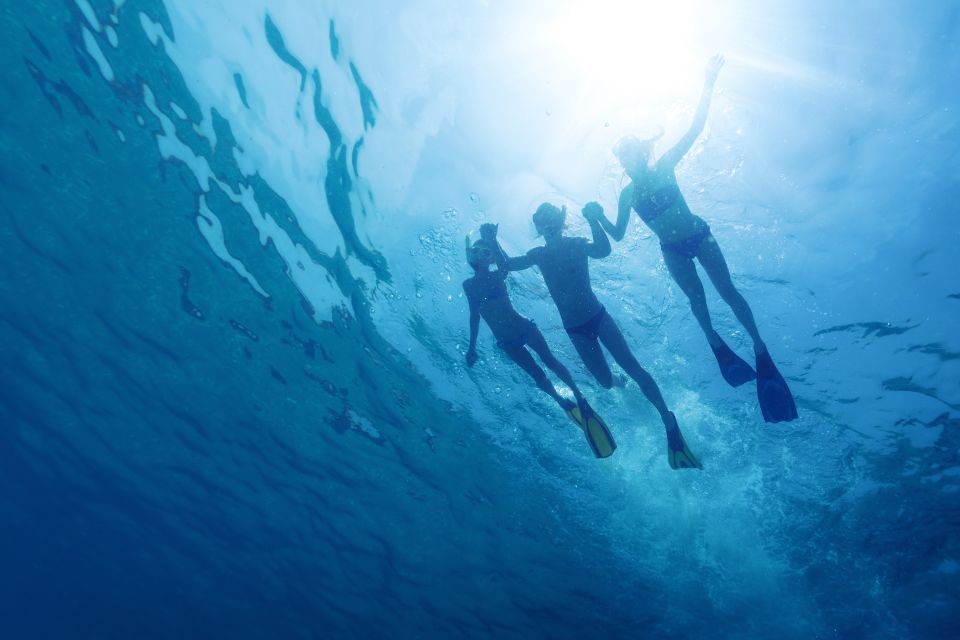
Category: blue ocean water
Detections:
[{"x1": 1, "y1": 1, "x2": 958, "y2": 638}]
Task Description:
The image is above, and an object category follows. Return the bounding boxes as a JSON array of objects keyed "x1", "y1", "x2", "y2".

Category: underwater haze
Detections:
[{"x1": 1, "y1": 0, "x2": 959, "y2": 638}]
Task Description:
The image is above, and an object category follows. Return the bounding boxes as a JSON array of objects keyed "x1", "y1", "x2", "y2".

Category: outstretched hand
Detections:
[
  {"x1": 466, "y1": 348, "x2": 477, "y2": 367},
  {"x1": 582, "y1": 201, "x2": 603, "y2": 222},
  {"x1": 705, "y1": 54, "x2": 724, "y2": 84},
  {"x1": 479, "y1": 223, "x2": 498, "y2": 241}
]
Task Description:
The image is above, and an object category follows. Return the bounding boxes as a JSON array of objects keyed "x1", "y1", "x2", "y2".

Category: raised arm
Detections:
[
  {"x1": 582, "y1": 202, "x2": 612, "y2": 259},
  {"x1": 659, "y1": 54, "x2": 724, "y2": 170},
  {"x1": 596, "y1": 185, "x2": 633, "y2": 242},
  {"x1": 481, "y1": 222, "x2": 538, "y2": 272}
]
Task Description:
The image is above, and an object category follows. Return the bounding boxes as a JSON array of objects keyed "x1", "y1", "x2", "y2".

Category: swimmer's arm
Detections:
[
  {"x1": 499, "y1": 244, "x2": 539, "y2": 272},
  {"x1": 483, "y1": 222, "x2": 542, "y2": 270},
  {"x1": 597, "y1": 186, "x2": 633, "y2": 242},
  {"x1": 661, "y1": 54, "x2": 724, "y2": 169},
  {"x1": 583, "y1": 203, "x2": 612, "y2": 259},
  {"x1": 489, "y1": 238, "x2": 511, "y2": 271},
  {"x1": 480, "y1": 223, "x2": 521, "y2": 275}
]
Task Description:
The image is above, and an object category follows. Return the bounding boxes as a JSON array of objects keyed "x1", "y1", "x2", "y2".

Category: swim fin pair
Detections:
[
  {"x1": 756, "y1": 350, "x2": 798, "y2": 423},
  {"x1": 711, "y1": 336, "x2": 798, "y2": 423},
  {"x1": 664, "y1": 411, "x2": 703, "y2": 470},
  {"x1": 566, "y1": 402, "x2": 617, "y2": 458}
]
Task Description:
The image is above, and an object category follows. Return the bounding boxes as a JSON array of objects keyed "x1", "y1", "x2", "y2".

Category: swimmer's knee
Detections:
[
  {"x1": 713, "y1": 280, "x2": 736, "y2": 299},
  {"x1": 680, "y1": 283, "x2": 707, "y2": 305},
  {"x1": 619, "y1": 357, "x2": 646, "y2": 380}
]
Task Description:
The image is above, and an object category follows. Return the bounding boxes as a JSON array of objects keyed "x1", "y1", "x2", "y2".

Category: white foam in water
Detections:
[
  {"x1": 232, "y1": 146, "x2": 255, "y2": 177},
  {"x1": 223, "y1": 181, "x2": 348, "y2": 312},
  {"x1": 197, "y1": 196, "x2": 269, "y2": 297},
  {"x1": 75, "y1": 0, "x2": 101, "y2": 32},
  {"x1": 150, "y1": 2, "x2": 401, "y2": 317},
  {"x1": 142, "y1": 84, "x2": 214, "y2": 190},
  {"x1": 169, "y1": 102, "x2": 188, "y2": 120},
  {"x1": 139, "y1": 12, "x2": 164, "y2": 47},
  {"x1": 82, "y1": 27, "x2": 114, "y2": 82},
  {"x1": 140, "y1": 78, "x2": 347, "y2": 310}
]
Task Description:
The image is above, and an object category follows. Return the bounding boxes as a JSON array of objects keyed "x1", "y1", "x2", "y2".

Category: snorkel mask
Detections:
[{"x1": 464, "y1": 234, "x2": 493, "y2": 267}]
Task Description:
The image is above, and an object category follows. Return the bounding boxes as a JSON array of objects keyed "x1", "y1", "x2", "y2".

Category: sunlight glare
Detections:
[{"x1": 538, "y1": 0, "x2": 703, "y2": 105}]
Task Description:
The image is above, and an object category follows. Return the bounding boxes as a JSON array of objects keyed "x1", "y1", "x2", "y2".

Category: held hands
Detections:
[
  {"x1": 479, "y1": 223, "x2": 498, "y2": 241},
  {"x1": 466, "y1": 347, "x2": 478, "y2": 367},
  {"x1": 705, "y1": 54, "x2": 725, "y2": 85},
  {"x1": 582, "y1": 201, "x2": 603, "y2": 222}
]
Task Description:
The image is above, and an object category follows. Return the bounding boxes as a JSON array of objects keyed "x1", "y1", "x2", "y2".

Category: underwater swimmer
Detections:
[
  {"x1": 490, "y1": 205, "x2": 702, "y2": 469},
  {"x1": 597, "y1": 54, "x2": 797, "y2": 422},
  {"x1": 463, "y1": 224, "x2": 615, "y2": 457}
]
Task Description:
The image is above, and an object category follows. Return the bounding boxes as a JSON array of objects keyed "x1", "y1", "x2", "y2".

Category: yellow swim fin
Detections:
[
  {"x1": 566, "y1": 404, "x2": 617, "y2": 459},
  {"x1": 665, "y1": 412, "x2": 703, "y2": 470}
]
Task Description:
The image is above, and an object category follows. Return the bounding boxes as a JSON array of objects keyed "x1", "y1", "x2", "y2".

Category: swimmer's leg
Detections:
[
  {"x1": 596, "y1": 313, "x2": 702, "y2": 468},
  {"x1": 696, "y1": 236, "x2": 766, "y2": 353},
  {"x1": 595, "y1": 313, "x2": 670, "y2": 418},
  {"x1": 663, "y1": 248, "x2": 720, "y2": 348},
  {"x1": 501, "y1": 343, "x2": 571, "y2": 409},
  {"x1": 525, "y1": 327, "x2": 585, "y2": 402},
  {"x1": 567, "y1": 332, "x2": 615, "y2": 389}
]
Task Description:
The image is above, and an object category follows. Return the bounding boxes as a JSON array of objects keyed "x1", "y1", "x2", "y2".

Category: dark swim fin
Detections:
[
  {"x1": 665, "y1": 412, "x2": 703, "y2": 470},
  {"x1": 756, "y1": 350, "x2": 798, "y2": 423},
  {"x1": 710, "y1": 337, "x2": 757, "y2": 387},
  {"x1": 566, "y1": 403, "x2": 617, "y2": 458}
]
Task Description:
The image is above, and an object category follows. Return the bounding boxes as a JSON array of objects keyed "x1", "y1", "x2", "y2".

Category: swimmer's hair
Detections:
[
  {"x1": 532, "y1": 202, "x2": 567, "y2": 232},
  {"x1": 613, "y1": 128, "x2": 664, "y2": 160}
]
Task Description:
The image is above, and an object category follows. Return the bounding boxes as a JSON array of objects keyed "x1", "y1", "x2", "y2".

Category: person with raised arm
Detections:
[
  {"x1": 490, "y1": 204, "x2": 702, "y2": 469},
  {"x1": 597, "y1": 54, "x2": 797, "y2": 423}
]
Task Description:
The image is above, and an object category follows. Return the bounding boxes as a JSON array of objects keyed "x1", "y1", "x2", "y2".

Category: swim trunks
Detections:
[
  {"x1": 565, "y1": 306, "x2": 608, "y2": 341},
  {"x1": 660, "y1": 225, "x2": 712, "y2": 259}
]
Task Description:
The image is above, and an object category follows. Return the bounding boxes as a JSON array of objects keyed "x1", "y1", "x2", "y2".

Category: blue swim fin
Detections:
[
  {"x1": 566, "y1": 402, "x2": 617, "y2": 458},
  {"x1": 756, "y1": 350, "x2": 798, "y2": 423},
  {"x1": 710, "y1": 337, "x2": 757, "y2": 387}
]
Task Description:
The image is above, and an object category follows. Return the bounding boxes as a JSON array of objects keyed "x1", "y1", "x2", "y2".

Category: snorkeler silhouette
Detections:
[
  {"x1": 464, "y1": 223, "x2": 616, "y2": 458},
  {"x1": 596, "y1": 54, "x2": 798, "y2": 423},
  {"x1": 489, "y1": 205, "x2": 702, "y2": 469}
]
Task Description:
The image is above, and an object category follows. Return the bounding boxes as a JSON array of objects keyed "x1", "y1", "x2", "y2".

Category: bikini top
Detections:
[{"x1": 632, "y1": 181, "x2": 682, "y2": 223}]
